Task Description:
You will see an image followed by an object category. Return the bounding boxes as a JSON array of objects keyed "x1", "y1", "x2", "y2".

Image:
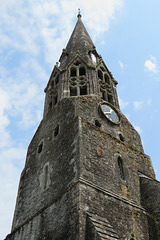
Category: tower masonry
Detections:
[{"x1": 5, "y1": 14, "x2": 160, "y2": 240}]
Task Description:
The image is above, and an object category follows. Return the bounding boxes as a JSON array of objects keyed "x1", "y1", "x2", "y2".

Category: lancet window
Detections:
[{"x1": 117, "y1": 157, "x2": 126, "y2": 181}]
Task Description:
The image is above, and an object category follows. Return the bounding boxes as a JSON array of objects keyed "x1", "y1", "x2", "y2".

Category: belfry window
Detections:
[
  {"x1": 118, "y1": 157, "x2": 125, "y2": 181},
  {"x1": 98, "y1": 70, "x2": 103, "y2": 80},
  {"x1": 108, "y1": 94, "x2": 113, "y2": 105},
  {"x1": 79, "y1": 67, "x2": 86, "y2": 76},
  {"x1": 104, "y1": 74, "x2": 110, "y2": 85},
  {"x1": 80, "y1": 86, "x2": 87, "y2": 95},
  {"x1": 70, "y1": 64, "x2": 87, "y2": 96},
  {"x1": 70, "y1": 87, "x2": 77, "y2": 96},
  {"x1": 100, "y1": 90, "x2": 106, "y2": 101},
  {"x1": 71, "y1": 67, "x2": 77, "y2": 77}
]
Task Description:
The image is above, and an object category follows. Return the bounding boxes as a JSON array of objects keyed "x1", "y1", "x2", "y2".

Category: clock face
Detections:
[{"x1": 100, "y1": 103, "x2": 120, "y2": 124}]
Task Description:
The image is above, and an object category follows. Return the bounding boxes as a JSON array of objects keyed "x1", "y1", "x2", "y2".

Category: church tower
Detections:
[{"x1": 5, "y1": 13, "x2": 160, "y2": 240}]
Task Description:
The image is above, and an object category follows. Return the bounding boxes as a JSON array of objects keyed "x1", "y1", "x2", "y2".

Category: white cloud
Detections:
[
  {"x1": 147, "y1": 98, "x2": 152, "y2": 105},
  {"x1": 119, "y1": 60, "x2": 127, "y2": 71},
  {"x1": 0, "y1": 0, "x2": 123, "y2": 65},
  {"x1": 119, "y1": 60, "x2": 124, "y2": 70},
  {"x1": 133, "y1": 101, "x2": 143, "y2": 110},
  {"x1": 144, "y1": 56, "x2": 158, "y2": 73},
  {"x1": 0, "y1": 88, "x2": 11, "y2": 148},
  {"x1": 0, "y1": 147, "x2": 26, "y2": 239},
  {"x1": 119, "y1": 97, "x2": 129, "y2": 109}
]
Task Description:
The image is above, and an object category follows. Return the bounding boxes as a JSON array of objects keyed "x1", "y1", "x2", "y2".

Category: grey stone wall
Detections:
[
  {"x1": 5, "y1": 184, "x2": 80, "y2": 240},
  {"x1": 5, "y1": 96, "x2": 156, "y2": 240},
  {"x1": 140, "y1": 177, "x2": 160, "y2": 239},
  {"x1": 10, "y1": 98, "x2": 81, "y2": 234}
]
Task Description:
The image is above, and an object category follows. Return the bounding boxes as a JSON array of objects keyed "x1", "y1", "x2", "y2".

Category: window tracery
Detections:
[
  {"x1": 47, "y1": 72, "x2": 60, "y2": 112},
  {"x1": 97, "y1": 66, "x2": 114, "y2": 105},
  {"x1": 69, "y1": 63, "x2": 88, "y2": 96}
]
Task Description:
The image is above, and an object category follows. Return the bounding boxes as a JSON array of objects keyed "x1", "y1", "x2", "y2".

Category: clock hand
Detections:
[{"x1": 104, "y1": 111, "x2": 111, "y2": 115}]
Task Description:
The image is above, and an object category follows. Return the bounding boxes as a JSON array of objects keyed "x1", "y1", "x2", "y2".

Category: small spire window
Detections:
[{"x1": 91, "y1": 53, "x2": 97, "y2": 63}]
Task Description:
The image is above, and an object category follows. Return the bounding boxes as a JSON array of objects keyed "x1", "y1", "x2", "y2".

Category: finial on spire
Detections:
[{"x1": 77, "y1": 8, "x2": 82, "y2": 18}]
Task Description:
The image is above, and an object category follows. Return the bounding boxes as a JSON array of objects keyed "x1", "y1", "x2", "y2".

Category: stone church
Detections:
[{"x1": 5, "y1": 13, "x2": 160, "y2": 240}]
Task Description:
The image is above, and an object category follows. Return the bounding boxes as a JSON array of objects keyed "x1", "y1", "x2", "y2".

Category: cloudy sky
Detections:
[{"x1": 0, "y1": 0, "x2": 160, "y2": 238}]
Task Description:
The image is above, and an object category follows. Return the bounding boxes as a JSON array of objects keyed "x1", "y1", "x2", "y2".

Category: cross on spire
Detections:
[{"x1": 77, "y1": 8, "x2": 82, "y2": 18}]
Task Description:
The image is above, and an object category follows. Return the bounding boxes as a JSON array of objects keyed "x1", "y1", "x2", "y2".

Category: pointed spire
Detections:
[{"x1": 65, "y1": 12, "x2": 95, "y2": 65}]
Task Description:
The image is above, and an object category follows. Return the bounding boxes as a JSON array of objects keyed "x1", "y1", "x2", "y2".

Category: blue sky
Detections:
[{"x1": 0, "y1": 0, "x2": 160, "y2": 238}]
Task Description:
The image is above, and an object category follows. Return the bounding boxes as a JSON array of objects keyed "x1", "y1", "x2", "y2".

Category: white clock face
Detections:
[{"x1": 100, "y1": 103, "x2": 120, "y2": 124}]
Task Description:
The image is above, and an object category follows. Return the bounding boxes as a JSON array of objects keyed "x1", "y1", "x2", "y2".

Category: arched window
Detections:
[
  {"x1": 119, "y1": 133, "x2": 125, "y2": 142},
  {"x1": 71, "y1": 67, "x2": 77, "y2": 77},
  {"x1": 79, "y1": 67, "x2": 86, "y2": 76},
  {"x1": 54, "y1": 124, "x2": 59, "y2": 137},
  {"x1": 98, "y1": 70, "x2": 103, "y2": 80},
  {"x1": 104, "y1": 74, "x2": 110, "y2": 84},
  {"x1": 118, "y1": 157, "x2": 125, "y2": 181},
  {"x1": 37, "y1": 140, "x2": 44, "y2": 154}
]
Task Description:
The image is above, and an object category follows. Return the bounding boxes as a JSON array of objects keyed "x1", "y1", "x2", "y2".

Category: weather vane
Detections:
[{"x1": 77, "y1": 8, "x2": 82, "y2": 18}]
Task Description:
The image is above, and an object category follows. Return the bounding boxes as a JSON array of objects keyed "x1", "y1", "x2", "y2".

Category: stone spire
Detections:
[
  {"x1": 43, "y1": 15, "x2": 120, "y2": 117},
  {"x1": 61, "y1": 12, "x2": 96, "y2": 66}
]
